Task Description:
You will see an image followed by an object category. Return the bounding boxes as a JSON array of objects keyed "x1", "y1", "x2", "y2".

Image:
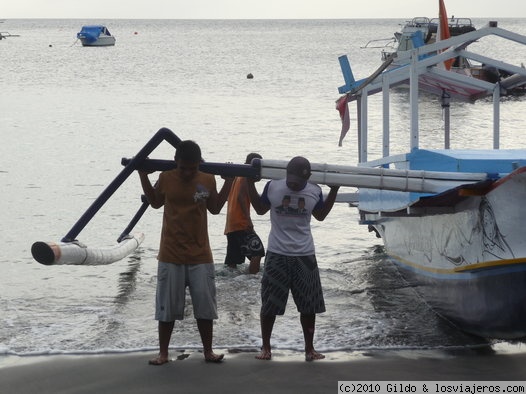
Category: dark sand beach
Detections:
[{"x1": 1, "y1": 349, "x2": 526, "y2": 394}]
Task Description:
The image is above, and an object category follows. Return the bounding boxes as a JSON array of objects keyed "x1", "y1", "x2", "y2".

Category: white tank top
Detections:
[{"x1": 261, "y1": 179, "x2": 323, "y2": 256}]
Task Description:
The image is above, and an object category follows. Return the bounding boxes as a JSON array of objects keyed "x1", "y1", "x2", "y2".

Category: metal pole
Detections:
[
  {"x1": 442, "y1": 90, "x2": 451, "y2": 149},
  {"x1": 117, "y1": 195, "x2": 150, "y2": 243},
  {"x1": 360, "y1": 92, "x2": 368, "y2": 163},
  {"x1": 382, "y1": 74, "x2": 390, "y2": 159},
  {"x1": 409, "y1": 50, "x2": 419, "y2": 150},
  {"x1": 61, "y1": 127, "x2": 181, "y2": 242},
  {"x1": 493, "y1": 83, "x2": 500, "y2": 149},
  {"x1": 357, "y1": 99, "x2": 362, "y2": 163},
  {"x1": 121, "y1": 158, "x2": 259, "y2": 178}
]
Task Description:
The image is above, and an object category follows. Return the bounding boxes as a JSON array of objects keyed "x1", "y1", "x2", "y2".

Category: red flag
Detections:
[
  {"x1": 336, "y1": 94, "x2": 350, "y2": 146},
  {"x1": 438, "y1": 0, "x2": 454, "y2": 70}
]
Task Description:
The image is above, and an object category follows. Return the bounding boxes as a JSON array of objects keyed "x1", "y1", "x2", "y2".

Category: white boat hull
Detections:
[
  {"x1": 364, "y1": 168, "x2": 526, "y2": 338},
  {"x1": 79, "y1": 35, "x2": 116, "y2": 47}
]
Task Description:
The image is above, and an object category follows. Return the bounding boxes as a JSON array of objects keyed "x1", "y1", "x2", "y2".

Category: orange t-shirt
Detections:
[
  {"x1": 152, "y1": 169, "x2": 215, "y2": 264},
  {"x1": 224, "y1": 177, "x2": 253, "y2": 234}
]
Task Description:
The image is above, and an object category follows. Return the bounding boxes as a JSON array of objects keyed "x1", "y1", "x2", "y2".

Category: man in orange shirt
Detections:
[
  {"x1": 139, "y1": 140, "x2": 233, "y2": 365},
  {"x1": 224, "y1": 153, "x2": 265, "y2": 274}
]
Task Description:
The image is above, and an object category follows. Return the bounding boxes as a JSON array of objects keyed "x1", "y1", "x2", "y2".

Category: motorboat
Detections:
[
  {"x1": 0, "y1": 31, "x2": 20, "y2": 40},
  {"x1": 362, "y1": 1, "x2": 525, "y2": 94},
  {"x1": 77, "y1": 25, "x2": 116, "y2": 47}
]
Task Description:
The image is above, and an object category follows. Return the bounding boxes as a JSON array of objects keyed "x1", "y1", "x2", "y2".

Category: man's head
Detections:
[
  {"x1": 245, "y1": 152, "x2": 262, "y2": 164},
  {"x1": 286, "y1": 156, "x2": 311, "y2": 191},
  {"x1": 175, "y1": 140, "x2": 202, "y2": 162},
  {"x1": 175, "y1": 140, "x2": 202, "y2": 181}
]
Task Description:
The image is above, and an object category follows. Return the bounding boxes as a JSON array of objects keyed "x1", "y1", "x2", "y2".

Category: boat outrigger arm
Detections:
[{"x1": 31, "y1": 127, "x2": 497, "y2": 266}]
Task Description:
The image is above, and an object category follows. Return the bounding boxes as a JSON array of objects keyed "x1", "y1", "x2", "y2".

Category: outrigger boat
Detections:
[{"x1": 334, "y1": 14, "x2": 526, "y2": 339}]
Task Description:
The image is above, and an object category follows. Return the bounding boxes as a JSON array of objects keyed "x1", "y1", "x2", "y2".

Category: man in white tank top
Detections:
[{"x1": 247, "y1": 156, "x2": 340, "y2": 361}]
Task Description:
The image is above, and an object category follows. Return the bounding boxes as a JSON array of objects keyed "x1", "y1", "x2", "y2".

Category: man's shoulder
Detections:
[
  {"x1": 305, "y1": 182, "x2": 322, "y2": 192},
  {"x1": 197, "y1": 171, "x2": 215, "y2": 182},
  {"x1": 195, "y1": 171, "x2": 217, "y2": 191},
  {"x1": 268, "y1": 178, "x2": 286, "y2": 188},
  {"x1": 160, "y1": 168, "x2": 178, "y2": 177},
  {"x1": 158, "y1": 169, "x2": 177, "y2": 184}
]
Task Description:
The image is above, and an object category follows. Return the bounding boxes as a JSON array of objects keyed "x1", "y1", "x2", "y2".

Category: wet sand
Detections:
[{"x1": 1, "y1": 348, "x2": 526, "y2": 394}]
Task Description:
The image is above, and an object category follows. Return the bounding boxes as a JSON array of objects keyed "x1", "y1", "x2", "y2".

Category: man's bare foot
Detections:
[
  {"x1": 255, "y1": 348, "x2": 272, "y2": 360},
  {"x1": 305, "y1": 350, "x2": 325, "y2": 362},
  {"x1": 204, "y1": 351, "x2": 224, "y2": 363},
  {"x1": 148, "y1": 354, "x2": 169, "y2": 365}
]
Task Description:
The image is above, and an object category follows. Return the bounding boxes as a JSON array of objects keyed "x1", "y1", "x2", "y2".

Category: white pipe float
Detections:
[
  {"x1": 258, "y1": 159, "x2": 489, "y2": 194},
  {"x1": 32, "y1": 233, "x2": 145, "y2": 266}
]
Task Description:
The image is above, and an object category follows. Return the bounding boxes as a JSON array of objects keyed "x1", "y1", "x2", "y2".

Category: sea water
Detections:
[{"x1": 1, "y1": 18, "x2": 526, "y2": 358}]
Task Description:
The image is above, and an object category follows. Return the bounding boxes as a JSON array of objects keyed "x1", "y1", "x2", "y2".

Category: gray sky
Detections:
[{"x1": 2, "y1": 0, "x2": 526, "y2": 19}]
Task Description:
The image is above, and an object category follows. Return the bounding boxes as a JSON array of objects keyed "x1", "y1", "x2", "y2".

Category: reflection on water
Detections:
[{"x1": 115, "y1": 254, "x2": 142, "y2": 305}]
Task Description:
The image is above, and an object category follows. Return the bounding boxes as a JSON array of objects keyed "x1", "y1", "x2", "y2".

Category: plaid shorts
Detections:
[{"x1": 260, "y1": 251, "x2": 325, "y2": 316}]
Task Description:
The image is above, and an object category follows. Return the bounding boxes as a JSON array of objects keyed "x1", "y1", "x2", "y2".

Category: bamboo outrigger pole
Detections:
[
  {"x1": 31, "y1": 128, "x2": 492, "y2": 266},
  {"x1": 61, "y1": 128, "x2": 182, "y2": 243}
]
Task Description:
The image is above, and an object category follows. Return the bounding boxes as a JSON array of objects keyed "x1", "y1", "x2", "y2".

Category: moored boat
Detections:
[
  {"x1": 77, "y1": 25, "x2": 116, "y2": 47},
  {"x1": 361, "y1": 1, "x2": 526, "y2": 95},
  {"x1": 335, "y1": 14, "x2": 526, "y2": 339},
  {"x1": 0, "y1": 31, "x2": 20, "y2": 40}
]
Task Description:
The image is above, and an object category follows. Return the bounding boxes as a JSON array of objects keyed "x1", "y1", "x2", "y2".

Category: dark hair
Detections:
[
  {"x1": 245, "y1": 152, "x2": 262, "y2": 164},
  {"x1": 175, "y1": 140, "x2": 202, "y2": 163},
  {"x1": 286, "y1": 156, "x2": 311, "y2": 179}
]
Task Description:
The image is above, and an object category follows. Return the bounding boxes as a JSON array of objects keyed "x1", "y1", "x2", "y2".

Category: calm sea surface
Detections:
[{"x1": 2, "y1": 18, "x2": 526, "y2": 361}]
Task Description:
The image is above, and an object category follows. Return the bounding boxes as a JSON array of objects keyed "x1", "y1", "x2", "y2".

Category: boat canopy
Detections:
[{"x1": 77, "y1": 25, "x2": 111, "y2": 43}]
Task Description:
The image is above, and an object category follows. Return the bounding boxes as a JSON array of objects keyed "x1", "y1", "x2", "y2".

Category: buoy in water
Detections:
[{"x1": 247, "y1": 73, "x2": 254, "y2": 79}]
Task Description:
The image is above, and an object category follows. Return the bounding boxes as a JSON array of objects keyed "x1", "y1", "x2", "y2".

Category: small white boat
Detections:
[
  {"x1": 0, "y1": 31, "x2": 20, "y2": 40},
  {"x1": 375, "y1": 16, "x2": 476, "y2": 65},
  {"x1": 77, "y1": 25, "x2": 116, "y2": 47}
]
